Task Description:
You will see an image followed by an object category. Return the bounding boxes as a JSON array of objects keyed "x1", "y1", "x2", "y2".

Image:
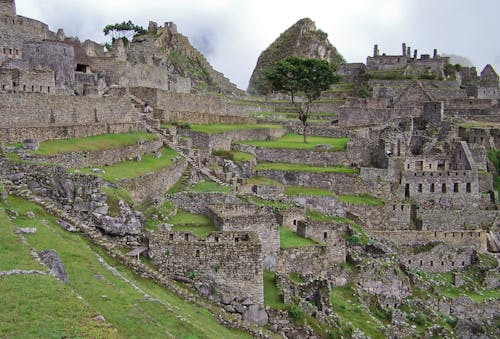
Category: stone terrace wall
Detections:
[
  {"x1": 371, "y1": 230, "x2": 487, "y2": 251},
  {"x1": 250, "y1": 147, "x2": 348, "y2": 167},
  {"x1": 0, "y1": 92, "x2": 138, "y2": 127},
  {"x1": 119, "y1": 159, "x2": 187, "y2": 204},
  {"x1": 0, "y1": 122, "x2": 145, "y2": 144},
  {"x1": 181, "y1": 127, "x2": 286, "y2": 151},
  {"x1": 345, "y1": 204, "x2": 388, "y2": 230},
  {"x1": 296, "y1": 220, "x2": 346, "y2": 263},
  {"x1": 0, "y1": 14, "x2": 51, "y2": 43},
  {"x1": 277, "y1": 246, "x2": 330, "y2": 277},
  {"x1": 149, "y1": 231, "x2": 264, "y2": 305},
  {"x1": 285, "y1": 124, "x2": 354, "y2": 138},
  {"x1": 255, "y1": 170, "x2": 368, "y2": 195},
  {"x1": 418, "y1": 209, "x2": 498, "y2": 231},
  {"x1": 35, "y1": 139, "x2": 162, "y2": 168}
]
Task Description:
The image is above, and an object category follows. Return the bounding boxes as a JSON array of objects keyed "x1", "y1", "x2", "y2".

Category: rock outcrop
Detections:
[{"x1": 247, "y1": 18, "x2": 345, "y2": 95}]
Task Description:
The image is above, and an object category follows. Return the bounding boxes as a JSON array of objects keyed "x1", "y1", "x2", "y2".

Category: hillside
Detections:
[{"x1": 247, "y1": 18, "x2": 345, "y2": 95}]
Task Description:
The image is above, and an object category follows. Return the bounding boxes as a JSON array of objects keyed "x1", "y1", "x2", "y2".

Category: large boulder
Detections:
[{"x1": 244, "y1": 304, "x2": 268, "y2": 326}]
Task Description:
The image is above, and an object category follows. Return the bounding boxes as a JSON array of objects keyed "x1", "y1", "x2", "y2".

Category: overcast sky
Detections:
[{"x1": 16, "y1": 0, "x2": 500, "y2": 90}]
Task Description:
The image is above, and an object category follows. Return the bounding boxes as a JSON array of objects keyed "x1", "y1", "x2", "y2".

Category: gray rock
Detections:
[
  {"x1": 57, "y1": 220, "x2": 77, "y2": 233},
  {"x1": 244, "y1": 304, "x2": 268, "y2": 326},
  {"x1": 221, "y1": 294, "x2": 234, "y2": 305},
  {"x1": 234, "y1": 304, "x2": 245, "y2": 314},
  {"x1": 242, "y1": 298, "x2": 254, "y2": 306},
  {"x1": 7, "y1": 173, "x2": 24, "y2": 182},
  {"x1": 73, "y1": 202, "x2": 96, "y2": 213},
  {"x1": 91, "y1": 168, "x2": 105, "y2": 174},
  {"x1": 26, "y1": 211, "x2": 35, "y2": 219},
  {"x1": 224, "y1": 305, "x2": 236, "y2": 313},
  {"x1": 39, "y1": 249, "x2": 69, "y2": 284},
  {"x1": 22, "y1": 139, "x2": 39, "y2": 151},
  {"x1": 154, "y1": 151, "x2": 162, "y2": 158},
  {"x1": 16, "y1": 227, "x2": 37, "y2": 234},
  {"x1": 134, "y1": 155, "x2": 142, "y2": 162},
  {"x1": 1, "y1": 190, "x2": 8, "y2": 202},
  {"x1": 93, "y1": 205, "x2": 109, "y2": 215}
]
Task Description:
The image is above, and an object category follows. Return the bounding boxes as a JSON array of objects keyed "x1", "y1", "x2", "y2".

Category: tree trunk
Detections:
[{"x1": 303, "y1": 120, "x2": 307, "y2": 143}]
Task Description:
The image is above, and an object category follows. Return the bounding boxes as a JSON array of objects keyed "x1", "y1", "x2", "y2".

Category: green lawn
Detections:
[
  {"x1": 188, "y1": 181, "x2": 231, "y2": 193},
  {"x1": 285, "y1": 186, "x2": 336, "y2": 197},
  {"x1": 33, "y1": 132, "x2": 158, "y2": 155},
  {"x1": 330, "y1": 284, "x2": 386, "y2": 339},
  {"x1": 280, "y1": 226, "x2": 317, "y2": 248},
  {"x1": 241, "y1": 133, "x2": 348, "y2": 151},
  {"x1": 0, "y1": 196, "x2": 246, "y2": 338},
  {"x1": 232, "y1": 151, "x2": 255, "y2": 163},
  {"x1": 263, "y1": 271, "x2": 286, "y2": 309},
  {"x1": 338, "y1": 194, "x2": 385, "y2": 206},
  {"x1": 169, "y1": 210, "x2": 216, "y2": 238},
  {"x1": 306, "y1": 209, "x2": 351, "y2": 223},
  {"x1": 189, "y1": 124, "x2": 281, "y2": 134},
  {"x1": 255, "y1": 162, "x2": 359, "y2": 174},
  {"x1": 75, "y1": 148, "x2": 179, "y2": 181}
]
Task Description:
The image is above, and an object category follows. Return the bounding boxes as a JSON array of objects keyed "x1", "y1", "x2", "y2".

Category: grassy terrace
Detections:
[
  {"x1": 263, "y1": 271, "x2": 286, "y2": 309},
  {"x1": 280, "y1": 226, "x2": 317, "y2": 248},
  {"x1": 0, "y1": 196, "x2": 247, "y2": 338},
  {"x1": 169, "y1": 210, "x2": 215, "y2": 239},
  {"x1": 75, "y1": 148, "x2": 179, "y2": 181},
  {"x1": 285, "y1": 186, "x2": 384, "y2": 205},
  {"x1": 33, "y1": 132, "x2": 158, "y2": 156},
  {"x1": 188, "y1": 181, "x2": 231, "y2": 193},
  {"x1": 255, "y1": 162, "x2": 359, "y2": 174},
  {"x1": 459, "y1": 121, "x2": 500, "y2": 129},
  {"x1": 189, "y1": 123, "x2": 280, "y2": 134},
  {"x1": 242, "y1": 133, "x2": 348, "y2": 151}
]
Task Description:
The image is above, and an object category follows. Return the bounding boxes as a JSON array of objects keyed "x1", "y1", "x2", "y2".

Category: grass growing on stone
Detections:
[
  {"x1": 242, "y1": 133, "x2": 348, "y2": 151},
  {"x1": 306, "y1": 209, "x2": 351, "y2": 223},
  {"x1": 263, "y1": 271, "x2": 286, "y2": 309},
  {"x1": 330, "y1": 284, "x2": 386, "y2": 339},
  {"x1": 288, "y1": 272, "x2": 305, "y2": 284},
  {"x1": 169, "y1": 210, "x2": 215, "y2": 238},
  {"x1": 76, "y1": 148, "x2": 179, "y2": 181},
  {"x1": 188, "y1": 181, "x2": 232, "y2": 193},
  {"x1": 101, "y1": 186, "x2": 135, "y2": 216},
  {"x1": 349, "y1": 223, "x2": 371, "y2": 245},
  {"x1": 242, "y1": 196, "x2": 291, "y2": 209},
  {"x1": 143, "y1": 200, "x2": 176, "y2": 231},
  {"x1": 338, "y1": 194, "x2": 385, "y2": 206},
  {"x1": 189, "y1": 123, "x2": 280, "y2": 134},
  {"x1": 255, "y1": 162, "x2": 359, "y2": 174},
  {"x1": 246, "y1": 176, "x2": 282, "y2": 186},
  {"x1": 1, "y1": 196, "x2": 247, "y2": 338},
  {"x1": 33, "y1": 132, "x2": 158, "y2": 155},
  {"x1": 285, "y1": 186, "x2": 336, "y2": 197},
  {"x1": 280, "y1": 226, "x2": 317, "y2": 248}
]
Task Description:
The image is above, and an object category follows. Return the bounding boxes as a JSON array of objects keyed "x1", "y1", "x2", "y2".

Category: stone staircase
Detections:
[{"x1": 129, "y1": 93, "x2": 231, "y2": 187}]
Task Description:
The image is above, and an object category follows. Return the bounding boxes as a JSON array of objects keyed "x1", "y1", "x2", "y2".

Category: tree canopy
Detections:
[
  {"x1": 103, "y1": 21, "x2": 146, "y2": 42},
  {"x1": 266, "y1": 56, "x2": 341, "y2": 142}
]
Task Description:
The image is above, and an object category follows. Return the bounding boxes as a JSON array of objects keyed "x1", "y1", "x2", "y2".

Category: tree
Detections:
[
  {"x1": 103, "y1": 21, "x2": 146, "y2": 44},
  {"x1": 266, "y1": 56, "x2": 340, "y2": 142}
]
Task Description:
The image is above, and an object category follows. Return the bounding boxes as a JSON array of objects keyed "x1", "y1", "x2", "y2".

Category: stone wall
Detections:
[
  {"x1": 249, "y1": 147, "x2": 349, "y2": 166},
  {"x1": 0, "y1": 14, "x2": 51, "y2": 43},
  {"x1": 399, "y1": 243, "x2": 475, "y2": 273},
  {"x1": 418, "y1": 209, "x2": 498, "y2": 231},
  {"x1": 0, "y1": 121, "x2": 145, "y2": 144},
  {"x1": 119, "y1": 159, "x2": 187, "y2": 204},
  {"x1": 285, "y1": 123, "x2": 354, "y2": 138},
  {"x1": 458, "y1": 126, "x2": 500, "y2": 150},
  {"x1": 35, "y1": 139, "x2": 162, "y2": 169},
  {"x1": 209, "y1": 203, "x2": 281, "y2": 268},
  {"x1": 149, "y1": 230, "x2": 264, "y2": 305},
  {"x1": 10, "y1": 68, "x2": 55, "y2": 94},
  {"x1": 0, "y1": 0, "x2": 15, "y2": 16},
  {"x1": 371, "y1": 230, "x2": 487, "y2": 252},
  {"x1": 0, "y1": 91, "x2": 140, "y2": 135},
  {"x1": 296, "y1": 220, "x2": 346, "y2": 263},
  {"x1": 182, "y1": 127, "x2": 286, "y2": 151},
  {"x1": 255, "y1": 170, "x2": 367, "y2": 195},
  {"x1": 277, "y1": 246, "x2": 330, "y2": 277}
]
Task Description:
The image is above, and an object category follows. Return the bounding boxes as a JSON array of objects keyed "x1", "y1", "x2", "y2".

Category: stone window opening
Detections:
[
  {"x1": 323, "y1": 232, "x2": 328, "y2": 241},
  {"x1": 461, "y1": 261, "x2": 465, "y2": 266},
  {"x1": 31, "y1": 85, "x2": 34, "y2": 92},
  {"x1": 407, "y1": 164, "x2": 410, "y2": 169},
  {"x1": 47, "y1": 86, "x2": 50, "y2": 93},
  {"x1": 400, "y1": 205, "x2": 404, "y2": 211},
  {"x1": 393, "y1": 205, "x2": 396, "y2": 211},
  {"x1": 451, "y1": 261, "x2": 455, "y2": 267},
  {"x1": 2, "y1": 84, "x2": 4, "y2": 91},
  {"x1": 408, "y1": 259, "x2": 411, "y2": 264},
  {"x1": 405, "y1": 184, "x2": 410, "y2": 198},
  {"x1": 434, "y1": 232, "x2": 437, "y2": 237},
  {"x1": 418, "y1": 184, "x2": 422, "y2": 192},
  {"x1": 430, "y1": 183, "x2": 435, "y2": 192},
  {"x1": 429, "y1": 164, "x2": 432, "y2": 169},
  {"x1": 169, "y1": 234, "x2": 173, "y2": 241},
  {"x1": 184, "y1": 234, "x2": 189, "y2": 241},
  {"x1": 441, "y1": 261, "x2": 444, "y2": 266},
  {"x1": 39, "y1": 86, "x2": 42, "y2": 92},
  {"x1": 9, "y1": 48, "x2": 12, "y2": 54},
  {"x1": 235, "y1": 237, "x2": 239, "y2": 243},
  {"x1": 195, "y1": 250, "x2": 200, "y2": 258},
  {"x1": 293, "y1": 219, "x2": 297, "y2": 226},
  {"x1": 419, "y1": 260, "x2": 423, "y2": 266},
  {"x1": 430, "y1": 260, "x2": 433, "y2": 266},
  {"x1": 442, "y1": 183, "x2": 447, "y2": 193},
  {"x1": 23, "y1": 84, "x2": 26, "y2": 91},
  {"x1": 453, "y1": 183, "x2": 459, "y2": 193},
  {"x1": 466, "y1": 183, "x2": 471, "y2": 193},
  {"x1": 215, "y1": 236, "x2": 219, "y2": 242}
]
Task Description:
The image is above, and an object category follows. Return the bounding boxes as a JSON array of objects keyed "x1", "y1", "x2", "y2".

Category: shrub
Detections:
[
  {"x1": 289, "y1": 305, "x2": 304, "y2": 320},
  {"x1": 347, "y1": 235, "x2": 361, "y2": 245}
]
